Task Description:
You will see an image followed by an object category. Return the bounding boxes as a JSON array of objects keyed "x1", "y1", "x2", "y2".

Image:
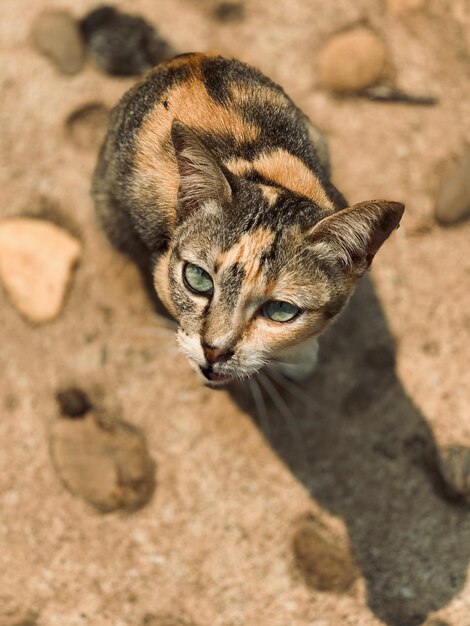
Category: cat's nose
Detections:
[{"x1": 202, "y1": 342, "x2": 234, "y2": 364}]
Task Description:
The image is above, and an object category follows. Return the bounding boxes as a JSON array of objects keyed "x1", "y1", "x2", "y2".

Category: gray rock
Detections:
[
  {"x1": 435, "y1": 149, "x2": 470, "y2": 225},
  {"x1": 32, "y1": 10, "x2": 85, "y2": 75},
  {"x1": 80, "y1": 6, "x2": 176, "y2": 77}
]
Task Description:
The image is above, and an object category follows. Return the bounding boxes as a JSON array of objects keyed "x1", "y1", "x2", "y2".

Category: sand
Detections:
[{"x1": 1, "y1": 0, "x2": 469, "y2": 625}]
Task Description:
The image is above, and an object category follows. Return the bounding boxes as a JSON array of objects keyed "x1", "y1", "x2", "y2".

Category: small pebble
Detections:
[
  {"x1": 56, "y1": 388, "x2": 92, "y2": 418},
  {"x1": 435, "y1": 149, "x2": 470, "y2": 226},
  {"x1": 387, "y1": 0, "x2": 427, "y2": 14},
  {"x1": 437, "y1": 445, "x2": 470, "y2": 503},
  {"x1": 292, "y1": 514, "x2": 357, "y2": 592},
  {"x1": 32, "y1": 10, "x2": 85, "y2": 75},
  {"x1": 0, "y1": 610, "x2": 38, "y2": 626},
  {"x1": 318, "y1": 28, "x2": 387, "y2": 93},
  {"x1": 360, "y1": 85, "x2": 437, "y2": 105},
  {"x1": 50, "y1": 411, "x2": 156, "y2": 512},
  {"x1": 142, "y1": 616, "x2": 197, "y2": 626},
  {"x1": 0, "y1": 218, "x2": 81, "y2": 323},
  {"x1": 80, "y1": 6, "x2": 176, "y2": 76},
  {"x1": 211, "y1": 2, "x2": 245, "y2": 23},
  {"x1": 66, "y1": 102, "x2": 109, "y2": 151}
]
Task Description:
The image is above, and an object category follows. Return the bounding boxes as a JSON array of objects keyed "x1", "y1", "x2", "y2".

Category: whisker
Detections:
[
  {"x1": 248, "y1": 378, "x2": 271, "y2": 438},
  {"x1": 269, "y1": 359, "x2": 300, "y2": 366},
  {"x1": 265, "y1": 368, "x2": 316, "y2": 411},
  {"x1": 125, "y1": 326, "x2": 176, "y2": 338},
  {"x1": 257, "y1": 372, "x2": 310, "y2": 474},
  {"x1": 151, "y1": 315, "x2": 178, "y2": 330}
]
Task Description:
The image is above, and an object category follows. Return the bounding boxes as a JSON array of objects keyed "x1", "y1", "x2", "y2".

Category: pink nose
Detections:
[{"x1": 202, "y1": 343, "x2": 234, "y2": 364}]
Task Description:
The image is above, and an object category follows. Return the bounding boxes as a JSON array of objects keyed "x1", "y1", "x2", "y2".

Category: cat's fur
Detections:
[{"x1": 93, "y1": 53, "x2": 404, "y2": 385}]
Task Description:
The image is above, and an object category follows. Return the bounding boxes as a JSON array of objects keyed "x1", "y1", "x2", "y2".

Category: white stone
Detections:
[{"x1": 0, "y1": 218, "x2": 81, "y2": 323}]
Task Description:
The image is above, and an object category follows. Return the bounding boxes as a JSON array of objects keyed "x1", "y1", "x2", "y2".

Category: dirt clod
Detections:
[
  {"x1": 318, "y1": 28, "x2": 387, "y2": 93},
  {"x1": 66, "y1": 102, "x2": 109, "y2": 152},
  {"x1": 80, "y1": 6, "x2": 176, "y2": 76},
  {"x1": 50, "y1": 410, "x2": 156, "y2": 512},
  {"x1": 435, "y1": 149, "x2": 470, "y2": 226},
  {"x1": 56, "y1": 387, "x2": 92, "y2": 418},
  {"x1": 32, "y1": 10, "x2": 85, "y2": 75},
  {"x1": 0, "y1": 218, "x2": 81, "y2": 323},
  {"x1": 211, "y1": 2, "x2": 245, "y2": 23},
  {"x1": 292, "y1": 514, "x2": 358, "y2": 592},
  {"x1": 0, "y1": 610, "x2": 38, "y2": 626},
  {"x1": 142, "y1": 615, "x2": 197, "y2": 626},
  {"x1": 437, "y1": 446, "x2": 470, "y2": 503}
]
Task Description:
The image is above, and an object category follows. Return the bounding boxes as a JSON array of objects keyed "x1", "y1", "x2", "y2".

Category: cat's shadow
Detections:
[{"x1": 229, "y1": 276, "x2": 469, "y2": 626}]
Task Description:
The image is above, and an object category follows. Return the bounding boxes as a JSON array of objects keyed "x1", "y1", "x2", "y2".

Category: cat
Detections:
[{"x1": 92, "y1": 52, "x2": 404, "y2": 386}]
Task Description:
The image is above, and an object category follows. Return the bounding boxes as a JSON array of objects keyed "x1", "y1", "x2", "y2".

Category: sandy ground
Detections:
[{"x1": 1, "y1": 0, "x2": 470, "y2": 625}]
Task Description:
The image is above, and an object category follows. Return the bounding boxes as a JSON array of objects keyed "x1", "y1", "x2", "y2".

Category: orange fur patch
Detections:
[
  {"x1": 226, "y1": 151, "x2": 333, "y2": 208},
  {"x1": 223, "y1": 158, "x2": 252, "y2": 176},
  {"x1": 231, "y1": 82, "x2": 290, "y2": 111},
  {"x1": 259, "y1": 184, "x2": 280, "y2": 205},
  {"x1": 134, "y1": 55, "x2": 260, "y2": 222},
  {"x1": 162, "y1": 53, "x2": 204, "y2": 71},
  {"x1": 153, "y1": 251, "x2": 177, "y2": 317},
  {"x1": 219, "y1": 228, "x2": 275, "y2": 282}
]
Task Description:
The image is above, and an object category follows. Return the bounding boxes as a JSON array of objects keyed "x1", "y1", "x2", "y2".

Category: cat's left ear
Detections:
[
  {"x1": 171, "y1": 121, "x2": 232, "y2": 221},
  {"x1": 308, "y1": 200, "x2": 404, "y2": 276}
]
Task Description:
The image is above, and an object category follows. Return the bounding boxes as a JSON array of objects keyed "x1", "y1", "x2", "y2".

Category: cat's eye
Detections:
[
  {"x1": 183, "y1": 262, "x2": 214, "y2": 296},
  {"x1": 261, "y1": 300, "x2": 300, "y2": 323}
]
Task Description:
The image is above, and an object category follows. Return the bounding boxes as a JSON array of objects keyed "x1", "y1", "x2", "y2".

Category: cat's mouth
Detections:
[{"x1": 199, "y1": 365, "x2": 232, "y2": 385}]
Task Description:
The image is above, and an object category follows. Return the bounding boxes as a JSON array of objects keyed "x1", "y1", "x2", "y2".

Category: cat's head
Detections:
[{"x1": 154, "y1": 122, "x2": 404, "y2": 385}]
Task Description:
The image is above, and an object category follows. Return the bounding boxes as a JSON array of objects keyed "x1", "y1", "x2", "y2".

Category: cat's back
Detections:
[
  {"x1": 121, "y1": 52, "x2": 309, "y2": 160},
  {"x1": 114, "y1": 54, "x2": 325, "y2": 215},
  {"x1": 94, "y1": 53, "x2": 340, "y2": 255}
]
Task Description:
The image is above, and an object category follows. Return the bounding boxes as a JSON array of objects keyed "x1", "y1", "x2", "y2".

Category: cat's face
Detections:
[
  {"x1": 156, "y1": 208, "x2": 350, "y2": 384},
  {"x1": 154, "y1": 122, "x2": 404, "y2": 385}
]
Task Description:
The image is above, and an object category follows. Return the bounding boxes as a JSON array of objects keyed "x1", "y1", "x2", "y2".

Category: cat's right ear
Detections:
[
  {"x1": 171, "y1": 121, "x2": 232, "y2": 221},
  {"x1": 307, "y1": 200, "x2": 404, "y2": 276}
]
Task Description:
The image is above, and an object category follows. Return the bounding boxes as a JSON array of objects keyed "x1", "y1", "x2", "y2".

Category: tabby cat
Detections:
[{"x1": 93, "y1": 53, "x2": 404, "y2": 386}]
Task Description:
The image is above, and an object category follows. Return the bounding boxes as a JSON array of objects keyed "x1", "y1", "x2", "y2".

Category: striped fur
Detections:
[{"x1": 93, "y1": 53, "x2": 404, "y2": 384}]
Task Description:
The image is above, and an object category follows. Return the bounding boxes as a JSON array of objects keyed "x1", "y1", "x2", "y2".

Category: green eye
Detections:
[
  {"x1": 183, "y1": 263, "x2": 214, "y2": 296},
  {"x1": 262, "y1": 301, "x2": 300, "y2": 322}
]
